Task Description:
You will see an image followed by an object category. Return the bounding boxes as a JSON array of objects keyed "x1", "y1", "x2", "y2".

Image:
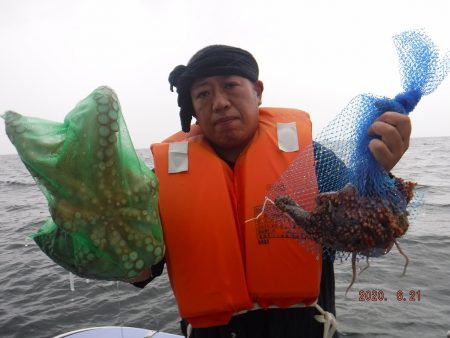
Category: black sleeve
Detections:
[
  {"x1": 131, "y1": 257, "x2": 166, "y2": 289},
  {"x1": 313, "y1": 141, "x2": 349, "y2": 193}
]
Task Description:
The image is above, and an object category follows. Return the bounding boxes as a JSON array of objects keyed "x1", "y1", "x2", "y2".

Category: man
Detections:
[{"x1": 134, "y1": 45, "x2": 411, "y2": 338}]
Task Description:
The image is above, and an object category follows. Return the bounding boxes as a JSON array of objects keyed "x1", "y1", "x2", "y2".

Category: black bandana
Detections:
[{"x1": 168, "y1": 45, "x2": 259, "y2": 132}]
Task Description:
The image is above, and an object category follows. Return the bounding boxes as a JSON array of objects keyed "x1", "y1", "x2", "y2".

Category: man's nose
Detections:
[{"x1": 212, "y1": 91, "x2": 230, "y2": 112}]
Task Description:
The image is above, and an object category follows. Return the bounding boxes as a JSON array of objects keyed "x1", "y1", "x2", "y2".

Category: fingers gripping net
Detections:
[{"x1": 267, "y1": 30, "x2": 449, "y2": 259}]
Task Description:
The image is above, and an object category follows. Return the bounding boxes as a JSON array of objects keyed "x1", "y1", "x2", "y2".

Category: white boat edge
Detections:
[{"x1": 52, "y1": 326, "x2": 183, "y2": 338}]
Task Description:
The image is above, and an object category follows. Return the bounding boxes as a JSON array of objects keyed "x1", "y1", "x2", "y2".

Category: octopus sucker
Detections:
[
  {"x1": 107, "y1": 134, "x2": 117, "y2": 143},
  {"x1": 97, "y1": 113, "x2": 110, "y2": 125},
  {"x1": 96, "y1": 96, "x2": 110, "y2": 105},
  {"x1": 97, "y1": 104, "x2": 110, "y2": 114},
  {"x1": 98, "y1": 126, "x2": 110, "y2": 137},
  {"x1": 110, "y1": 121, "x2": 119, "y2": 132},
  {"x1": 275, "y1": 178, "x2": 415, "y2": 294},
  {"x1": 109, "y1": 109, "x2": 119, "y2": 120}
]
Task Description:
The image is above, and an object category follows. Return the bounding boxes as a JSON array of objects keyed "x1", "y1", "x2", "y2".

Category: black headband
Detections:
[{"x1": 168, "y1": 45, "x2": 259, "y2": 132}]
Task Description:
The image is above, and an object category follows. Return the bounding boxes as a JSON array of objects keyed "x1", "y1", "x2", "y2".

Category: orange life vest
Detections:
[{"x1": 151, "y1": 107, "x2": 321, "y2": 328}]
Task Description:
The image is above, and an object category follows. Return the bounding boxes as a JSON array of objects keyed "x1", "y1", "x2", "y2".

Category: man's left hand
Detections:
[{"x1": 367, "y1": 111, "x2": 412, "y2": 172}]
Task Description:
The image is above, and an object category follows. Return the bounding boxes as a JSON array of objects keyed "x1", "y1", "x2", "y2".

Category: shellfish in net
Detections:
[{"x1": 275, "y1": 177, "x2": 416, "y2": 295}]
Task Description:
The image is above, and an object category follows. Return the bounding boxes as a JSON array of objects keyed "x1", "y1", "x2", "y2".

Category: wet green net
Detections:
[{"x1": 2, "y1": 86, "x2": 164, "y2": 281}]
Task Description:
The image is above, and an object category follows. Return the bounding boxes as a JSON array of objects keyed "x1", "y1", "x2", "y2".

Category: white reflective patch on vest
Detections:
[
  {"x1": 277, "y1": 122, "x2": 299, "y2": 152},
  {"x1": 168, "y1": 141, "x2": 188, "y2": 173}
]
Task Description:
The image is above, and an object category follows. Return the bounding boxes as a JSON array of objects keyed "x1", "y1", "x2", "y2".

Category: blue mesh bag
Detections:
[
  {"x1": 270, "y1": 30, "x2": 449, "y2": 258},
  {"x1": 269, "y1": 30, "x2": 449, "y2": 293}
]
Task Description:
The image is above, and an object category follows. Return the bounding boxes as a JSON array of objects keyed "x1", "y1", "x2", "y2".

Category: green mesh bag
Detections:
[{"x1": 2, "y1": 86, "x2": 164, "y2": 281}]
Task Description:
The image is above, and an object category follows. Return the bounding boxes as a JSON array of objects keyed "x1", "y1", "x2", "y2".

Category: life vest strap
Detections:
[{"x1": 314, "y1": 302, "x2": 338, "y2": 338}]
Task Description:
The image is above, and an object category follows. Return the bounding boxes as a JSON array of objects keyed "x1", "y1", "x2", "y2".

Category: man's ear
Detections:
[{"x1": 255, "y1": 80, "x2": 264, "y2": 105}]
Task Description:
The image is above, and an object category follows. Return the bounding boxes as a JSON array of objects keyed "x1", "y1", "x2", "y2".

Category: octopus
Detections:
[
  {"x1": 274, "y1": 178, "x2": 416, "y2": 296},
  {"x1": 3, "y1": 86, "x2": 164, "y2": 281}
]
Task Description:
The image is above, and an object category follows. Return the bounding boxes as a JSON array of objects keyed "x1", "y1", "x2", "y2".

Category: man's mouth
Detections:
[{"x1": 214, "y1": 116, "x2": 238, "y2": 126}]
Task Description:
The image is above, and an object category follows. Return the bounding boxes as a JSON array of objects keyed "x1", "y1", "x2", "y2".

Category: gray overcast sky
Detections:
[{"x1": 1, "y1": 0, "x2": 449, "y2": 155}]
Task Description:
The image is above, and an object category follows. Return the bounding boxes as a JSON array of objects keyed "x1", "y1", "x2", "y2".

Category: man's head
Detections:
[{"x1": 168, "y1": 45, "x2": 263, "y2": 161}]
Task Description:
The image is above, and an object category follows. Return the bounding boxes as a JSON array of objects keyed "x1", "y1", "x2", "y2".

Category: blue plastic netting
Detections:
[{"x1": 267, "y1": 30, "x2": 449, "y2": 258}]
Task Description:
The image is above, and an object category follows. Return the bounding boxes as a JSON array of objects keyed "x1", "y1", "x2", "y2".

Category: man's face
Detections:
[{"x1": 190, "y1": 75, "x2": 263, "y2": 157}]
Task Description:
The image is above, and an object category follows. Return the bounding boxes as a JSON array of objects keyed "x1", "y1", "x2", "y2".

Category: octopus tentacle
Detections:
[
  {"x1": 345, "y1": 253, "x2": 358, "y2": 298},
  {"x1": 359, "y1": 256, "x2": 370, "y2": 276},
  {"x1": 394, "y1": 240, "x2": 409, "y2": 276}
]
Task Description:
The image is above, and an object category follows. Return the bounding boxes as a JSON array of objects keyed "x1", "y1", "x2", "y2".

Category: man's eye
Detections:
[
  {"x1": 224, "y1": 83, "x2": 237, "y2": 89},
  {"x1": 196, "y1": 91, "x2": 209, "y2": 99}
]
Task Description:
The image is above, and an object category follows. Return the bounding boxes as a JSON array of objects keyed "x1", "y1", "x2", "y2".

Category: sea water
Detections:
[{"x1": 0, "y1": 137, "x2": 449, "y2": 338}]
